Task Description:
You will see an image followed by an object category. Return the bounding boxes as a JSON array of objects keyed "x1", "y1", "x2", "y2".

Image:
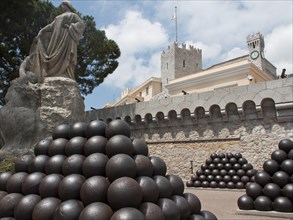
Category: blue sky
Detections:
[{"x1": 51, "y1": 0, "x2": 293, "y2": 111}]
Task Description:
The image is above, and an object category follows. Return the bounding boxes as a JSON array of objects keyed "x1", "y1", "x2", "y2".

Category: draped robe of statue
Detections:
[{"x1": 20, "y1": 11, "x2": 85, "y2": 82}]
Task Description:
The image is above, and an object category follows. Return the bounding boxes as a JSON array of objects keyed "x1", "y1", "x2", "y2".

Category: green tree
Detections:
[{"x1": 0, "y1": 0, "x2": 120, "y2": 106}]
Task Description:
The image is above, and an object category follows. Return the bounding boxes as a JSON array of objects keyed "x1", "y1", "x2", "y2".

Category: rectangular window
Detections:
[
  {"x1": 139, "y1": 92, "x2": 142, "y2": 97},
  {"x1": 146, "y1": 87, "x2": 149, "y2": 95},
  {"x1": 166, "y1": 63, "x2": 168, "y2": 69},
  {"x1": 183, "y1": 60, "x2": 185, "y2": 67}
]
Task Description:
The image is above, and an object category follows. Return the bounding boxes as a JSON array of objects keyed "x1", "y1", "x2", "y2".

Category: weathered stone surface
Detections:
[{"x1": 0, "y1": 76, "x2": 84, "y2": 151}]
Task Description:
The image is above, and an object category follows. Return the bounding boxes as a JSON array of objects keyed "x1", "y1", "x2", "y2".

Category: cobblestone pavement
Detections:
[{"x1": 185, "y1": 188, "x2": 290, "y2": 220}]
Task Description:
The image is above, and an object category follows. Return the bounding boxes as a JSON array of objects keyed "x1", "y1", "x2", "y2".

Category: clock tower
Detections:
[{"x1": 247, "y1": 32, "x2": 265, "y2": 70}]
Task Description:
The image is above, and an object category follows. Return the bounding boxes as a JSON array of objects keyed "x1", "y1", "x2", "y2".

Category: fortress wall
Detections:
[{"x1": 86, "y1": 78, "x2": 293, "y2": 181}]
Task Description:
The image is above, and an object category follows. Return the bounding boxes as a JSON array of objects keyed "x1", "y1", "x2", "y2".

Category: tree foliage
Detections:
[{"x1": 0, "y1": 0, "x2": 120, "y2": 106}]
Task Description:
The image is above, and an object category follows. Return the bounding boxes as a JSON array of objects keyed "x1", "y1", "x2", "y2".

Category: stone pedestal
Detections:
[{"x1": 0, "y1": 76, "x2": 85, "y2": 152}]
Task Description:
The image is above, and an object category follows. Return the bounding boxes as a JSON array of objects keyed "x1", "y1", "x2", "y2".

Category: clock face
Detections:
[{"x1": 251, "y1": 51, "x2": 259, "y2": 60}]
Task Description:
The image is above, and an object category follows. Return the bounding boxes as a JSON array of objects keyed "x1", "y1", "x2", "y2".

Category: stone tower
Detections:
[
  {"x1": 247, "y1": 32, "x2": 265, "y2": 70},
  {"x1": 161, "y1": 42, "x2": 202, "y2": 86}
]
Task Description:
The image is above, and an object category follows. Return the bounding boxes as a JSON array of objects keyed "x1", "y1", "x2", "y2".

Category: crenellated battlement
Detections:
[{"x1": 162, "y1": 42, "x2": 202, "y2": 56}]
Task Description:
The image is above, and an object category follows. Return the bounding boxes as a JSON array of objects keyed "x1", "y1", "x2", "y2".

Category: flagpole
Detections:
[{"x1": 175, "y1": 6, "x2": 178, "y2": 43}]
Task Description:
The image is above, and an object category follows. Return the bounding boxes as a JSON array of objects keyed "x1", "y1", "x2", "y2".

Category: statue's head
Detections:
[{"x1": 61, "y1": 0, "x2": 75, "y2": 12}]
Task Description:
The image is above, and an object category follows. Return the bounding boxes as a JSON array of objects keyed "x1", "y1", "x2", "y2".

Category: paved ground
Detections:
[{"x1": 184, "y1": 188, "x2": 290, "y2": 220}]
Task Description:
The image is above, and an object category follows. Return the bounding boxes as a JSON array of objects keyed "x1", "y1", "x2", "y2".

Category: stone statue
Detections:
[{"x1": 19, "y1": 0, "x2": 85, "y2": 82}]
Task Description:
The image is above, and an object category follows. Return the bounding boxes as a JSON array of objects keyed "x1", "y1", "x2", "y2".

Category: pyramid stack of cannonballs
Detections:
[
  {"x1": 186, "y1": 152, "x2": 257, "y2": 189},
  {"x1": 238, "y1": 138, "x2": 293, "y2": 213},
  {"x1": 0, "y1": 119, "x2": 217, "y2": 220}
]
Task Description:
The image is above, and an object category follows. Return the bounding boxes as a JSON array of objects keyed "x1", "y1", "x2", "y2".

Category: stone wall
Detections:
[{"x1": 85, "y1": 78, "x2": 293, "y2": 181}]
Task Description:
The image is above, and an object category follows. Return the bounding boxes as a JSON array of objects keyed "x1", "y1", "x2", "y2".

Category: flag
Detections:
[{"x1": 171, "y1": 11, "x2": 176, "y2": 20}]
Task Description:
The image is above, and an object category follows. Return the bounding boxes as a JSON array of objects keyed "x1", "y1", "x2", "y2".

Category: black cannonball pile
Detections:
[
  {"x1": 186, "y1": 152, "x2": 257, "y2": 189},
  {"x1": 238, "y1": 138, "x2": 293, "y2": 213},
  {"x1": 0, "y1": 119, "x2": 217, "y2": 220}
]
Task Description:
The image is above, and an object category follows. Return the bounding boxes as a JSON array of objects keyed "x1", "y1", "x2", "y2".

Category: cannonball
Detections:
[
  {"x1": 224, "y1": 163, "x2": 232, "y2": 171},
  {"x1": 206, "y1": 175, "x2": 214, "y2": 182},
  {"x1": 214, "y1": 175, "x2": 222, "y2": 183},
  {"x1": 263, "y1": 183, "x2": 282, "y2": 200},
  {"x1": 14, "y1": 194, "x2": 41, "y2": 220},
  {"x1": 47, "y1": 138, "x2": 67, "y2": 156},
  {"x1": 106, "y1": 154, "x2": 136, "y2": 182},
  {"x1": 80, "y1": 176, "x2": 110, "y2": 206},
  {"x1": 53, "y1": 199, "x2": 84, "y2": 220},
  {"x1": 65, "y1": 136, "x2": 86, "y2": 156},
  {"x1": 234, "y1": 153, "x2": 242, "y2": 159},
  {"x1": 236, "y1": 169, "x2": 245, "y2": 177},
  {"x1": 189, "y1": 214, "x2": 205, "y2": 220},
  {"x1": 153, "y1": 175, "x2": 173, "y2": 198},
  {"x1": 85, "y1": 120, "x2": 107, "y2": 138},
  {"x1": 62, "y1": 154, "x2": 85, "y2": 176},
  {"x1": 134, "y1": 155, "x2": 153, "y2": 177},
  {"x1": 105, "y1": 119, "x2": 131, "y2": 138},
  {"x1": 203, "y1": 169, "x2": 211, "y2": 176},
  {"x1": 235, "y1": 182, "x2": 245, "y2": 189},
  {"x1": 218, "y1": 153, "x2": 225, "y2": 159},
  {"x1": 231, "y1": 175, "x2": 240, "y2": 184},
  {"x1": 226, "y1": 153, "x2": 233, "y2": 159},
  {"x1": 132, "y1": 138, "x2": 149, "y2": 156},
  {"x1": 216, "y1": 163, "x2": 224, "y2": 170},
  {"x1": 208, "y1": 163, "x2": 216, "y2": 170},
  {"x1": 282, "y1": 183, "x2": 293, "y2": 201},
  {"x1": 273, "y1": 196, "x2": 293, "y2": 212},
  {"x1": 281, "y1": 159, "x2": 293, "y2": 175},
  {"x1": 39, "y1": 174, "x2": 63, "y2": 198},
  {"x1": 136, "y1": 176, "x2": 159, "y2": 202},
  {"x1": 150, "y1": 156, "x2": 167, "y2": 176},
  {"x1": 166, "y1": 174, "x2": 184, "y2": 196},
  {"x1": 198, "y1": 175, "x2": 206, "y2": 182},
  {"x1": 271, "y1": 149, "x2": 287, "y2": 164},
  {"x1": 238, "y1": 157, "x2": 248, "y2": 165},
  {"x1": 241, "y1": 176, "x2": 250, "y2": 185},
  {"x1": 223, "y1": 175, "x2": 231, "y2": 183},
  {"x1": 205, "y1": 158, "x2": 213, "y2": 165},
  {"x1": 0, "y1": 191, "x2": 8, "y2": 201},
  {"x1": 186, "y1": 180, "x2": 194, "y2": 187},
  {"x1": 246, "y1": 168, "x2": 257, "y2": 177},
  {"x1": 288, "y1": 149, "x2": 293, "y2": 159},
  {"x1": 0, "y1": 193, "x2": 23, "y2": 218},
  {"x1": 45, "y1": 155, "x2": 66, "y2": 174},
  {"x1": 190, "y1": 174, "x2": 198, "y2": 181},
  {"x1": 211, "y1": 169, "x2": 220, "y2": 176},
  {"x1": 201, "y1": 181, "x2": 209, "y2": 188},
  {"x1": 84, "y1": 135, "x2": 107, "y2": 156},
  {"x1": 32, "y1": 197, "x2": 61, "y2": 220},
  {"x1": 82, "y1": 153, "x2": 108, "y2": 178},
  {"x1": 233, "y1": 163, "x2": 241, "y2": 171},
  {"x1": 172, "y1": 195, "x2": 191, "y2": 219},
  {"x1": 278, "y1": 139, "x2": 293, "y2": 153},
  {"x1": 22, "y1": 172, "x2": 45, "y2": 195},
  {"x1": 254, "y1": 195, "x2": 273, "y2": 211},
  {"x1": 201, "y1": 210, "x2": 217, "y2": 220},
  {"x1": 111, "y1": 207, "x2": 145, "y2": 220},
  {"x1": 106, "y1": 135, "x2": 134, "y2": 158},
  {"x1": 157, "y1": 198, "x2": 180, "y2": 220},
  {"x1": 213, "y1": 157, "x2": 221, "y2": 164},
  {"x1": 242, "y1": 163, "x2": 253, "y2": 171},
  {"x1": 193, "y1": 180, "x2": 202, "y2": 187},
  {"x1": 254, "y1": 171, "x2": 271, "y2": 187},
  {"x1": 34, "y1": 138, "x2": 51, "y2": 156},
  {"x1": 183, "y1": 193, "x2": 201, "y2": 214},
  {"x1": 246, "y1": 182, "x2": 263, "y2": 200},
  {"x1": 107, "y1": 177, "x2": 142, "y2": 210},
  {"x1": 237, "y1": 194, "x2": 254, "y2": 210},
  {"x1": 209, "y1": 181, "x2": 218, "y2": 188},
  {"x1": 218, "y1": 181, "x2": 226, "y2": 188},
  {"x1": 58, "y1": 174, "x2": 85, "y2": 201},
  {"x1": 228, "y1": 169, "x2": 236, "y2": 176},
  {"x1": 28, "y1": 155, "x2": 49, "y2": 173},
  {"x1": 229, "y1": 157, "x2": 237, "y2": 165},
  {"x1": 227, "y1": 181, "x2": 235, "y2": 189},
  {"x1": 69, "y1": 122, "x2": 87, "y2": 138},
  {"x1": 0, "y1": 171, "x2": 13, "y2": 191},
  {"x1": 272, "y1": 171, "x2": 290, "y2": 188},
  {"x1": 79, "y1": 202, "x2": 113, "y2": 220},
  {"x1": 219, "y1": 169, "x2": 227, "y2": 176},
  {"x1": 6, "y1": 172, "x2": 28, "y2": 193},
  {"x1": 210, "y1": 153, "x2": 217, "y2": 160},
  {"x1": 52, "y1": 124, "x2": 70, "y2": 140},
  {"x1": 263, "y1": 159, "x2": 280, "y2": 176},
  {"x1": 196, "y1": 170, "x2": 203, "y2": 176},
  {"x1": 139, "y1": 202, "x2": 165, "y2": 220},
  {"x1": 201, "y1": 164, "x2": 208, "y2": 170},
  {"x1": 221, "y1": 158, "x2": 229, "y2": 164}
]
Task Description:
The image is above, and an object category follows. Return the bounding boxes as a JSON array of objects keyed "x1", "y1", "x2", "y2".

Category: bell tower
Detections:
[{"x1": 247, "y1": 32, "x2": 265, "y2": 70}]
